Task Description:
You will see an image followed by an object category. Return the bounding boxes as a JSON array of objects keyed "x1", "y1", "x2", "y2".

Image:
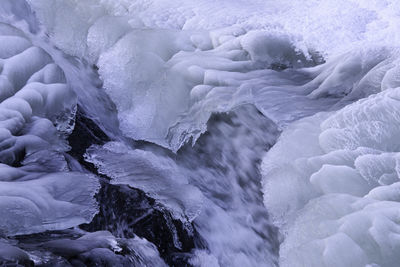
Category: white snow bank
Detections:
[
  {"x1": 0, "y1": 22, "x2": 99, "y2": 236},
  {"x1": 0, "y1": 172, "x2": 99, "y2": 236},
  {"x1": 27, "y1": 0, "x2": 400, "y2": 151},
  {"x1": 262, "y1": 87, "x2": 400, "y2": 267}
]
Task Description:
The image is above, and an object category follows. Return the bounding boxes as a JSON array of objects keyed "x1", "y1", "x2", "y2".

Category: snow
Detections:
[
  {"x1": 0, "y1": 22, "x2": 99, "y2": 236},
  {"x1": 27, "y1": 0, "x2": 400, "y2": 152},
  {"x1": 24, "y1": 0, "x2": 331, "y2": 151},
  {"x1": 2, "y1": 0, "x2": 400, "y2": 266},
  {"x1": 262, "y1": 88, "x2": 400, "y2": 266}
]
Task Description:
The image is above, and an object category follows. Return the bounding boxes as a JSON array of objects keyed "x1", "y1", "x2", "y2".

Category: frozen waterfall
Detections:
[{"x1": 0, "y1": 0, "x2": 400, "y2": 266}]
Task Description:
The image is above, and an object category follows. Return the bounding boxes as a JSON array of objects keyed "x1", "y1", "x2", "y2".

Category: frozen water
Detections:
[
  {"x1": 2, "y1": 0, "x2": 400, "y2": 266},
  {"x1": 1, "y1": 230, "x2": 167, "y2": 266},
  {"x1": 262, "y1": 88, "x2": 400, "y2": 267},
  {"x1": 25, "y1": 0, "x2": 332, "y2": 151},
  {"x1": 0, "y1": 21, "x2": 99, "y2": 236},
  {"x1": 85, "y1": 141, "x2": 205, "y2": 222},
  {"x1": 28, "y1": 0, "x2": 400, "y2": 151},
  {"x1": 0, "y1": 239, "x2": 32, "y2": 265},
  {"x1": 0, "y1": 171, "x2": 99, "y2": 236},
  {"x1": 85, "y1": 105, "x2": 280, "y2": 266}
]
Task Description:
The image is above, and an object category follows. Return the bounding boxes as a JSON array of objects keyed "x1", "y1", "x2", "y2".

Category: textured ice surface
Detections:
[
  {"x1": 0, "y1": 239, "x2": 32, "y2": 266},
  {"x1": 86, "y1": 141, "x2": 204, "y2": 222},
  {"x1": 4, "y1": 0, "x2": 400, "y2": 266},
  {"x1": 24, "y1": 0, "x2": 333, "y2": 151},
  {"x1": 28, "y1": 0, "x2": 400, "y2": 151},
  {"x1": 1, "y1": 230, "x2": 167, "y2": 266},
  {"x1": 0, "y1": 21, "x2": 99, "y2": 236},
  {"x1": 262, "y1": 87, "x2": 400, "y2": 267},
  {"x1": 38, "y1": 231, "x2": 167, "y2": 266}
]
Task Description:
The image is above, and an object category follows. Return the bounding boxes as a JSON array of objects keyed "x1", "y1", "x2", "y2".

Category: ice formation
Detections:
[
  {"x1": 27, "y1": 0, "x2": 337, "y2": 151},
  {"x1": 85, "y1": 105, "x2": 280, "y2": 266},
  {"x1": 0, "y1": 230, "x2": 167, "y2": 266},
  {"x1": 27, "y1": 0, "x2": 400, "y2": 153},
  {"x1": 0, "y1": 20, "x2": 99, "y2": 236},
  {"x1": 1, "y1": 0, "x2": 400, "y2": 266},
  {"x1": 262, "y1": 88, "x2": 400, "y2": 266}
]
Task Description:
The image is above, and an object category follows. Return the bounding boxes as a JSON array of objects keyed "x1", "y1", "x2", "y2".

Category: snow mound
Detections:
[
  {"x1": 0, "y1": 22, "x2": 99, "y2": 236},
  {"x1": 0, "y1": 171, "x2": 99, "y2": 236},
  {"x1": 28, "y1": 0, "x2": 400, "y2": 152},
  {"x1": 262, "y1": 86, "x2": 400, "y2": 267}
]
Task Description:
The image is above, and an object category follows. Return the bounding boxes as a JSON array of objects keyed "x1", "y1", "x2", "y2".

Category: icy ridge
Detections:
[
  {"x1": 262, "y1": 87, "x2": 400, "y2": 266},
  {"x1": 0, "y1": 19, "x2": 99, "y2": 236},
  {"x1": 17, "y1": 0, "x2": 400, "y2": 266},
  {"x1": 28, "y1": 0, "x2": 400, "y2": 151}
]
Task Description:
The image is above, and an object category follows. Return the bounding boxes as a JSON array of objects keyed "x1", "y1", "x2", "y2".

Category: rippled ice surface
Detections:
[{"x1": 1, "y1": 0, "x2": 400, "y2": 266}]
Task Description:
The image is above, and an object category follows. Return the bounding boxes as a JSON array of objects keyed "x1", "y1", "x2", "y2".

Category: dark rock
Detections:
[{"x1": 69, "y1": 107, "x2": 203, "y2": 266}]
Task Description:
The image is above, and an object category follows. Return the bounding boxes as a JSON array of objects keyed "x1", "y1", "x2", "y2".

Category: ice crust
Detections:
[
  {"x1": 262, "y1": 87, "x2": 400, "y2": 267},
  {"x1": 0, "y1": 22, "x2": 99, "y2": 236},
  {"x1": 0, "y1": 231, "x2": 167, "y2": 266},
  {"x1": 39, "y1": 231, "x2": 167, "y2": 266},
  {"x1": 24, "y1": 0, "x2": 336, "y2": 151},
  {"x1": 6, "y1": 0, "x2": 400, "y2": 266},
  {"x1": 28, "y1": 0, "x2": 400, "y2": 152},
  {"x1": 85, "y1": 141, "x2": 204, "y2": 222}
]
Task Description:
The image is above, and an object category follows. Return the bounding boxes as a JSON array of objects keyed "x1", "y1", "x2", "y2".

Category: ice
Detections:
[
  {"x1": 304, "y1": 47, "x2": 398, "y2": 99},
  {"x1": 0, "y1": 36, "x2": 31, "y2": 59},
  {"x1": 28, "y1": 0, "x2": 400, "y2": 151},
  {"x1": 0, "y1": 20, "x2": 99, "y2": 236},
  {"x1": 262, "y1": 87, "x2": 400, "y2": 266},
  {"x1": 85, "y1": 105, "x2": 280, "y2": 266},
  {"x1": 15, "y1": 230, "x2": 167, "y2": 266},
  {"x1": 4, "y1": 0, "x2": 400, "y2": 265},
  {"x1": 0, "y1": 239, "x2": 32, "y2": 265},
  {"x1": 24, "y1": 0, "x2": 334, "y2": 151},
  {"x1": 0, "y1": 172, "x2": 99, "y2": 236},
  {"x1": 42, "y1": 231, "x2": 121, "y2": 256},
  {"x1": 85, "y1": 141, "x2": 204, "y2": 222}
]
